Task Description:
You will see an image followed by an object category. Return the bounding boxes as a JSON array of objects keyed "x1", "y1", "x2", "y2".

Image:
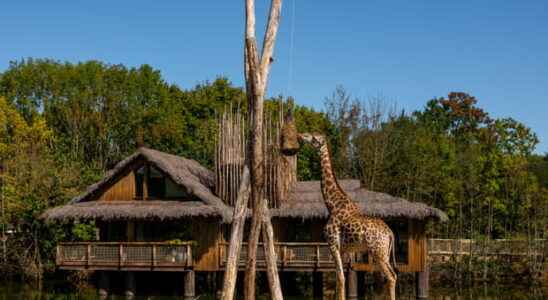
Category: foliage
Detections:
[{"x1": 0, "y1": 59, "x2": 545, "y2": 283}]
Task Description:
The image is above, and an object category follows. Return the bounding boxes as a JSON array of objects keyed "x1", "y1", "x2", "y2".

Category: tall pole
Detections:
[{"x1": 243, "y1": 1, "x2": 283, "y2": 300}]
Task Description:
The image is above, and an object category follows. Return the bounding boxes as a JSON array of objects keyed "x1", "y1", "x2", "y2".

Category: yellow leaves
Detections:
[{"x1": 0, "y1": 97, "x2": 53, "y2": 159}]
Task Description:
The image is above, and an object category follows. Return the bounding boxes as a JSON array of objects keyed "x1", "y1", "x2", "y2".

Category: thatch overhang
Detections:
[
  {"x1": 42, "y1": 147, "x2": 231, "y2": 222},
  {"x1": 271, "y1": 180, "x2": 448, "y2": 222},
  {"x1": 42, "y1": 200, "x2": 232, "y2": 223}
]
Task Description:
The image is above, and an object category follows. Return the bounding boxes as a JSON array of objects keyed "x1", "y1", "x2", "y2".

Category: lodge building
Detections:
[{"x1": 43, "y1": 145, "x2": 447, "y2": 299}]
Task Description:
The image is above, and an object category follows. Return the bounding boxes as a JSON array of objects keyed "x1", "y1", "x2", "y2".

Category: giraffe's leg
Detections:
[
  {"x1": 378, "y1": 259, "x2": 397, "y2": 300},
  {"x1": 325, "y1": 222, "x2": 345, "y2": 300}
]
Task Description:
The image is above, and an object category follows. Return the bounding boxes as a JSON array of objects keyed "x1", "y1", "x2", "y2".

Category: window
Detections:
[
  {"x1": 135, "y1": 166, "x2": 145, "y2": 199},
  {"x1": 134, "y1": 164, "x2": 190, "y2": 200},
  {"x1": 147, "y1": 167, "x2": 166, "y2": 199}
]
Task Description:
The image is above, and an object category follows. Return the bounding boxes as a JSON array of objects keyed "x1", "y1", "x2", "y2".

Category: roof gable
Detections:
[{"x1": 71, "y1": 147, "x2": 226, "y2": 208}]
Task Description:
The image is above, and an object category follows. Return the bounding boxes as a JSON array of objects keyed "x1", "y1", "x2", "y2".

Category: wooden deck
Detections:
[
  {"x1": 218, "y1": 242, "x2": 338, "y2": 271},
  {"x1": 57, "y1": 241, "x2": 423, "y2": 272},
  {"x1": 57, "y1": 242, "x2": 194, "y2": 271}
]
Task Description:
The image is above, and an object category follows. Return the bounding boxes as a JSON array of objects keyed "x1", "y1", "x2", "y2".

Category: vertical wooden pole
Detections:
[
  {"x1": 261, "y1": 199, "x2": 282, "y2": 300},
  {"x1": 313, "y1": 272, "x2": 323, "y2": 300},
  {"x1": 243, "y1": 0, "x2": 283, "y2": 300},
  {"x1": 221, "y1": 167, "x2": 250, "y2": 300},
  {"x1": 415, "y1": 263, "x2": 429, "y2": 299},
  {"x1": 98, "y1": 271, "x2": 109, "y2": 299},
  {"x1": 184, "y1": 270, "x2": 196, "y2": 300},
  {"x1": 216, "y1": 271, "x2": 224, "y2": 300},
  {"x1": 347, "y1": 270, "x2": 358, "y2": 300},
  {"x1": 125, "y1": 271, "x2": 136, "y2": 299}
]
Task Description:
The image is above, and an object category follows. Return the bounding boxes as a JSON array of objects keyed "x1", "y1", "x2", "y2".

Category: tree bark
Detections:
[
  {"x1": 221, "y1": 167, "x2": 250, "y2": 300},
  {"x1": 243, "y1": 1, "x2": 283, "y2": 300},
  {"x1": 261, "y1": 199, "x2": 283, "y2": 300}
]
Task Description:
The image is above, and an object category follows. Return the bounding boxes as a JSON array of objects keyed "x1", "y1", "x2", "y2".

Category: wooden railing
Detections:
[
  {"x1": 57, "y1": 242, "x2": 193, "y2": 271},
  {"x1": 218, "y1": 242, "x2": 370, "y2": 271},
  {"x1": 428, "y1": 239, "x2": 548, "y2": 256}
]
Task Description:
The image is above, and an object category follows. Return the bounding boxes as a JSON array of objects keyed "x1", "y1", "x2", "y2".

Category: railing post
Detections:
[
  {"x1": 86, "y1": 243, "x2": 91, "y2": 267},
  {"x1": 186, "y1": 244, "x2": 193, "y2": 267},
  {"x1": 119, "y1": 243, "x2": 124, "y2": 268},
  {"x1": 56, "y1": 245, "x2": 62, "y2": 266},
  {"x1": 315, "y1": 245, "x2": 320, "y2": 268},
  {"x1": 152, "y1": 244, "x2": 157, "y2": 269},
  {"x1": 282, "y1": 246, "x2": 287, "y2": 268}
]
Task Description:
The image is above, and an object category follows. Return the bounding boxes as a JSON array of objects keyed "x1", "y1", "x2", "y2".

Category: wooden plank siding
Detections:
[
  {"x1": 98, "y1": 168, "x2": 137, "y2": 201},
  {"x1": 353, "y1": 220, "x2": 426, "y2": 273},
  {"x1": 192, "y1": 219, "x2": 223, "y2": 271}
]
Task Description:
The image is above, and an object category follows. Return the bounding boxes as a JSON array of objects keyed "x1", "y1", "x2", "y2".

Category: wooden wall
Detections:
[
  {"x1": 98, "y1": 169, "x2": 136, "y2": 201},
  {"x1": 193, "y1": 219, "x2": 223, "y2": 271},
  {"x1": 353, "y1": 219, "x2": 426, "y2": 273}
]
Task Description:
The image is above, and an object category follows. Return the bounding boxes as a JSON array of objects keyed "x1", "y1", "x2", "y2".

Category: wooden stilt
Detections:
[
  {"x1": 184, "y1": 270, "x2": 196, "y2": 300},
  {"x1": 416, "y1": 264, "x2": 430, "y2": 299},
  {"x1": 125, "y1": 271, "x2": 136, "y2": 299},
  {"x1": 98, "y1": 271, "x2": 109, "y2": 299},
  {"x1": 313, "y1": 272, "x2": 323, "y2": 300},
  {"x1": 216, "y1": 271, "x2": 224, "y2": 300},
  {"x1": 347, "y1": 270, "x2": 358, "y2": 300}
]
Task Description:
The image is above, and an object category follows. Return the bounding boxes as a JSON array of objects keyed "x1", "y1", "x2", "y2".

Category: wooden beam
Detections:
[
  {"x1": 313, "y1": 272, "x2": 323, "y2": 300},
  {"x1": 125, "y1": 271, "x2": 136, "y2": 298},
  {"x1": 184, "y1": 270, "x2": 196, "y2": 300},
  {"x1": 98, "y1": 271, "x2": 109, "y2": 299},
  {"x1": 415, "y1": 263, "x2": 429, "y2": 299},
  {"x1": 261, "y1": 199, "x2": 283, "y2": 300},
  {"x1": 243, "y1": 0, "x2": 283, "y2": 299},
  {"x1": 347, "y1": 270, "x2": 358, "y2": 300},
  {"x1": 221, "y1": 167, "x2": 250, "y2": 300}
]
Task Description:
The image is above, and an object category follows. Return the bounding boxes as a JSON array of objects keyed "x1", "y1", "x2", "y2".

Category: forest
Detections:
[{"x1": 0, "y1": 59, "x2": 546, "y2": 282}]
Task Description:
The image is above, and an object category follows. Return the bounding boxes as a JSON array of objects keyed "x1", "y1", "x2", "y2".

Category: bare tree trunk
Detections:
[
  {"x1": 221, "y1": 167, "x2": 250, "y2": 300},
  {"x1": 261, "y1": 199, "x2": 283, "y2": 300},
  {"x1": 243, "y1": 1, "x2": 283, "y2": 300}
]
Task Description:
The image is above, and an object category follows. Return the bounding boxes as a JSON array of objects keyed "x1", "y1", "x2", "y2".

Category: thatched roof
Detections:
[
  {"x1": 42, "y1": 147, "x2": 447, "y2": 223},
  {"x1": 70, "y1": 147, "x2": 224, "y2": 207},
  {"x1": 43, "y1": 147, "x2": 230, "y2": 222},
  {"x1": 42, "y1": 200, "x2": 231, "y2": 222},
  {"x1": 272, "y1": 180, "x2": 448, "y2": 221}
]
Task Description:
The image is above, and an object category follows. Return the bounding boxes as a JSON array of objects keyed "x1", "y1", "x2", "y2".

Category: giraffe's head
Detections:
[{"x1": 298, "y1": 133, "x2": 326, "y2": 149}]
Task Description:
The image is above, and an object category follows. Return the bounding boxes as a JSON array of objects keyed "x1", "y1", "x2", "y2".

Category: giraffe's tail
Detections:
[{"x1": 390, "y1": 233, "x2": 399, "y2": 274}]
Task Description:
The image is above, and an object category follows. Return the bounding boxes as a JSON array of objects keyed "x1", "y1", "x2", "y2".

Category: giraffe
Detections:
[{"x1": 298, "y1": 133, "x2": 397, "y2": 300}]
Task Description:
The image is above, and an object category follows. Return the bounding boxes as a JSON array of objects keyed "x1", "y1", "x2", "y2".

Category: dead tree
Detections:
[
  {"x1": 243, "y1": 0, "x2": 283, "y2": 300},
  {"x1": 220, "y1": 166, "x2": 250, "y2": 300}
]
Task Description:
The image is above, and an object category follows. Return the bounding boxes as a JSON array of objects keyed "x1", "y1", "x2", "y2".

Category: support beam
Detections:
[
  {"x1": 313, "y1": 272, "x2": 323, "y2": 300},
  {"x1": 125, "y1": 271, "x2": 136, "y2": 299},
  {"x1": 347, "y1": 270, "x2": 358, "y2": 300},
  {"x1": 416, "y1": 264, "x2": 430, "y2": 299},
  {"x1": 216, "y1": 271, "x2": 224, "y2": 300},
  {"x1": 98, "y1": 271, "x2": 109, "y2": 299},
  {"x1": 221, "y1": 167, "x2": 250, "y2": 300},
  {"x1": 184, "y1": 270, "x2": 196, "y2": 300}
]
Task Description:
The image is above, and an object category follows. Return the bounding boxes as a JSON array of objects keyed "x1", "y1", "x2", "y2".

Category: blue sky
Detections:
[{"x1": 1, "y1": 1, "x2": 547, "y2": 152}]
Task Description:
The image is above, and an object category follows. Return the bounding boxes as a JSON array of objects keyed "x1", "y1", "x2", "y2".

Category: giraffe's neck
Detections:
[{"x1": 318, "y1": 144, "x2": 350, "y2": 214}]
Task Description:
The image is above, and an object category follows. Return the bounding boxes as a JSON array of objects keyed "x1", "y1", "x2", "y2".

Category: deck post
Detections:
[
  {"x1": 415, "y1": 263, "x2": 429, "y2": 299},
  {"x1": 347, "y1": 269, "x2": 358, "y2": 300},
  {"x1": 98, "y1": 271, "x2": 109, "y2": 299},
  {"x1": 125, "y1": 271, "x2": 136, "y2": 299},
  {"x1": 184, "y1": 270, "x2": 196, "y2": 300},
  {"x1": 312, "y1": 272, "x2": 323, "y2": 300},
  {"x1": 216, "y1": 271, "x2": 224, "y2": 300}
]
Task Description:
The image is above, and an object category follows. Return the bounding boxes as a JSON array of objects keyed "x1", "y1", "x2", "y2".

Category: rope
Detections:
[{"x1": 287, "y1": 0, "x2": 296, "y2": 95}]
